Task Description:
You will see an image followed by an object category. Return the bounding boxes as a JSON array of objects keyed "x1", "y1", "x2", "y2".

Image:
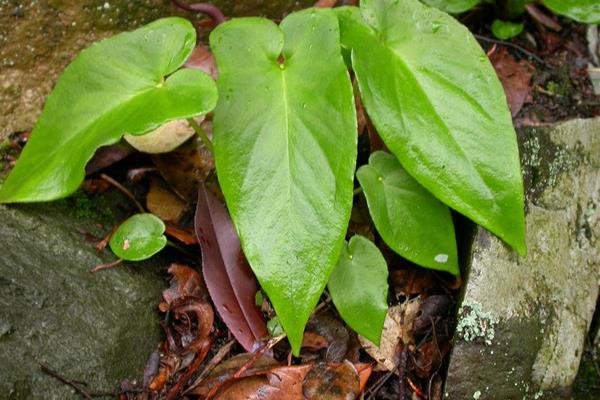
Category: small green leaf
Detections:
[
  {"x1": 328, "y1": 235, "x2": 388, "y2": 345},
  {"x1": 357, "y1": 152, "x2": 459, "y2": 275},
  {"x1": 421, "y1": 0, "x2": 480, "y2": 14},
  {"x1": 0, "y1": 18, "x2": 217, "y2": 203},
  {"x1": 267, "y1": 317, "x2": 285, "y2": 337},
  {"x1": 337, "y1": 0, "x2": 526, "y2": 256},
  {"x1": 109, "y1": 214, "x2": 167, "y2": 261},
  {"x1": 542, "y1": 0, "x2": 600, "y2": 24},
  {"x1": 210, "y1": 8, "x2": 357, "y2": 355},
  {"x1": 491, "y1": 19, "x2": 524, "y2": 40}
]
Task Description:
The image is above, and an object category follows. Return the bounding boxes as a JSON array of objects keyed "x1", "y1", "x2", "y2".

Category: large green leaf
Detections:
[
  {"x1": 421, "y1": 0, "x2": 480, "y2": 14},
  {"x1": 542, "y1": 0, "x2": 600, "y2": 24},
  {"x1": 0, "y1": 18, "x2": 217, "y2": 203},
  {"x1": 210, "y1": 9, "x2": 357, "y2": 354},
  {"x1": 337, "y1": 0, "x2": 526, "y2": 255},
  {"x1": 328, "y1": 235, "x2": 388, "y2": 345},
  {"x1": 357, "y1": 151, "x2": 459, "y2": 274}
]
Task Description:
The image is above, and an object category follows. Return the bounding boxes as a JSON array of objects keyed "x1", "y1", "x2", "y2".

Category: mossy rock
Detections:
[
  {"x1": 446, "y1": 118, "x2": 600, "y2": 399},
  {"x1": 0, "y1": 193, "x2": 166, "y2": 399}
]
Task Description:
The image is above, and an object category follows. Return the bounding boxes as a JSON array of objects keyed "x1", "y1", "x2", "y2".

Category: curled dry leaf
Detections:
[
  {"x1": 360, "y1": 299, "x2": 421, "y2": 371},
  {"x1": 153, "y1": 135, "x2": 215, "y2": 202},
  {"x1": 185, "y1": 45, "x2": 218, "y2": 80},
  {"x1": 306, "y1": 311, "x2": 350, "y2": 363},
  {"x1": 161, "y1": 264, "x2": 207, "y2": 310},
  {"x1": 192, "y1": 355, "x2": 371, "y2": 400},
  {"x1": 302, "y1": 361, "x2": 359, "y2": 399},
  {"x1": 489, "y1": 47, "x2": 534, "y2": 117},
  {"x1": 146, "y1": 177, "x2": 187, "y2": 223},
  {"x1": 195, "y1": 185, "x2": 268, "y2": 352}
]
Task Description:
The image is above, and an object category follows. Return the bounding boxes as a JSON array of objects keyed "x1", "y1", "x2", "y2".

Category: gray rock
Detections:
[
  {"x1": 445, "y1": 118, "x2": 600, "y2": 399},
  {"x1": 0, "y1": 193, "x2": 166, "y2": 399},
  {"x1": 0, "y1": 0, "x2": 313, "y2": 141}
]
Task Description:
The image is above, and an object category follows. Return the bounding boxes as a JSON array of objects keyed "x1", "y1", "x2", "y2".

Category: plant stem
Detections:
[
  {"x1": 353, "y1": 187, "x2": 363, "y2": 196},
  {"x1": 171, "y1": 1, "x2": 226, "y2": 25},
  {"x1": 187, "y1": 118, "x2": 214, "y2": 153},
  {"x1": 99, "y1": 173, "x2": 145, "y2": 213}
]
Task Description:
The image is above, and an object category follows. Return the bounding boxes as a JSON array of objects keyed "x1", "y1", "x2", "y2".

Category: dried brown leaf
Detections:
[
  {"x1": 490, "y1": 47, "x2": 534, "y2": 116},
  {"x1": 195, "y1": 185, "x2": 268, "y2": 352}
]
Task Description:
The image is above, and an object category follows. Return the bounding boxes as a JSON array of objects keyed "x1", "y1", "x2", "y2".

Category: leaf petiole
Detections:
[{"x1": 188, "y1": 118, "x2": 214, "y2": 153}]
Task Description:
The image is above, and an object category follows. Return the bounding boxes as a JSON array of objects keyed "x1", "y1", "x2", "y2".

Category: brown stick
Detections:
[
  {"x1": 99, "y1": 173, "x2": 145, "y2": 213},
  {"x1": 90, "y1": 259, "x2": 123, "y2": 273},
  {"x1": 39, "y1": 363, "x2": 94, "y2": 400},
  {"x1": 474, "y1": 34, "x2": 549, "y2": 68}
]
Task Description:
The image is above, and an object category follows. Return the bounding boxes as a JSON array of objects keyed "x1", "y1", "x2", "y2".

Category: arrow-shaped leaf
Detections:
[
  {"x1": 337, "y1": 0, "x2": 526, "y2": 255},
  {"x1": 357, "y1": 151, "x2": 459, "y2": 274},
  {"x1": 210, "y1": 8, "x2": 357, "y2": 354},
  {"x1": 0, "y1": 17, "x2": 217, "y2": 203},
  {"x1": 194, "y1": 185, "x2": 268, "y2": 352}
]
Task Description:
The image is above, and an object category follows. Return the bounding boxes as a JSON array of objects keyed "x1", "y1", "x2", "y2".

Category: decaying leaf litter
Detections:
[{"x1": 1, "y1": 0, "x2": 598, "y2": 399}]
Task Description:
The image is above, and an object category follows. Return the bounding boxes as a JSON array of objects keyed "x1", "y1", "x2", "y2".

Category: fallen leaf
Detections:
[
  {"x1": 525, "y1": 4, "x2": 562, "y2": 32},
  {"x1": 146, "y1": 177, "x2": 188, "y2": 223},
  {"x1": 161, "y1": 264, "x2": 207, "y2": 310},
  {"x1": 360, "y1": 299, "x2": 421, "y2": 371},
  {"x1": 191, "y1": 353, "x2": 279, "y2": 398},
  {"x1": 489, "y1": 47, "x2": 534, "y2": 116},
  {"x1": 85, "y1": 143, "x2": 133, "y2": 175},
  {"x1": 195, "y1": 185, "x2": 268, "y2": 352},
  {"x1": 302, "y1": 361, "x2": 359, "y2": 399},
  {"x1": 216, "y1": 365, "x2": 310, "y2": 400},
  {"x1": 153, "y1": 135, "x2": 215, "y2": 202},
  {"x1": 198, "y1": 358, "x2": 367, "y2": 400},
  {"x1": 302, "y1": 331, "x2": 330, "y2": 351},
  {"x1": 390, "y1": 268, "x2": 435, "y2": 296},
  {"x1": 185, "y1": 45, "x2": 218, "y2": 79},
  {"x1": 314, "y1": 0, "x2": 338, "y2": 8},
  {"x1": 165, "y1": 224, "x2": 199, "y2": 246},
  {"x1": 306, "y1": 311, "x2": 350, "y2": 363}
]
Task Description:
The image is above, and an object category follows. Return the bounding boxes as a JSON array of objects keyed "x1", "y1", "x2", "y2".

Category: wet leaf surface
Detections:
[
  {"x1": 0, "y1": 18, "x2": 217, "y2": 203},
  {"x1": 337, "y1": 0, "x2": 526, "y2": 254},
  {"x1": 210, "y1": 8, "x2": 357, "y2": 352},
  {"x1": 357, "y1": 151, "x2": 459, "y2": 274},
  {"x1": 195, "y1": 185, "x2": 268, "y2": 352},
  {"x1": 328, "y1": 235, "x2": 388, "y2": 344},
  {"x1": 109, "y1": 213, "x2": 167, "y2": 261}
]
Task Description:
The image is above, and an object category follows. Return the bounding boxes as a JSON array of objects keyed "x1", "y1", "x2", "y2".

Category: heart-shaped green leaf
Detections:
[
  {"x1": 0, "y1": 18, "x2": 217, "y2": 203},
  {"x1": 421, "y1": 0, "x2": 480, "y2": 14},
  {"x1": 542, "y1": 0, "x2": 600, "y2": 24},
  {"x1": 337, "y1": 0, "x2": 526, "y2": 255},
  {"x1": 491, "y1": 19, "x2": 524, "y2": 40},
  {"x1": 210, "y1": 8, "x2": 357, "y2": 354},
  {"x1": 328, "y1": 235, "x2": 388, "y2": 345},
  {"x1": 357, "y1": 151, "x2": 459, "y2": 275},
  {"x1": 109, "y1": 213, "x2": 167, "y2": 261}
]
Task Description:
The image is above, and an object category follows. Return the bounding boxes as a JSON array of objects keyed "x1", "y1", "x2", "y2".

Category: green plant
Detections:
[
  {"x1": 109, "y1": 214, "x2": 168, "y2": 261},
  {"x1": 424, "y1": 0, "x2": 599, "y2": 39},
  {"x1": 0, "y1": 0, "x2": 527, "y2": 354}
]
